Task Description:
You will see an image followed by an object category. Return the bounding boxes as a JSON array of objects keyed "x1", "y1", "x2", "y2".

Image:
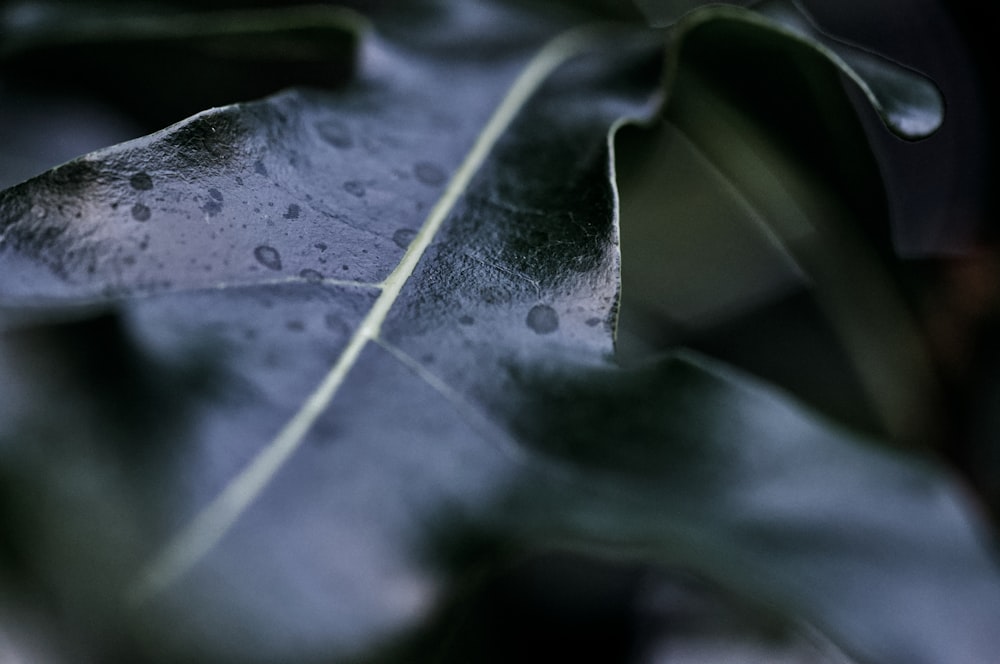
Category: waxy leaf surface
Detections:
[{"x1": 1, "y1": 2, "x2": 998, "y2": 663}]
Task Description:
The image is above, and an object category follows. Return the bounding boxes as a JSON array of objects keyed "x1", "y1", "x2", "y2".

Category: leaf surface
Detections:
[{"x1": 0, "y1": 3, "x2": 997, "y2": 663}]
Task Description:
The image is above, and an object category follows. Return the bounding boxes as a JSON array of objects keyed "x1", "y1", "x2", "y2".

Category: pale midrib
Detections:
[{"x1": 127, "y1": 22, "x2": 614, "y2": 604}]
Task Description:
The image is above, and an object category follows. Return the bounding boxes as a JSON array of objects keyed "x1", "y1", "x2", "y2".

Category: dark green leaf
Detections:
[
  {"x1": 495, "y1": 351, "x2": 1000, "y2": 664},
  {"x1": 0, "y1": 3, "x2": 996, "y2": 663},
  {"x1": 639, "y1": 0, "x2": 943, "y2": 139},
  {"x1": 617, "y1": 0, "x2": 943, "y2": 444},
  {"x1": 0, "y1": 4, "x2": 362, "y2": 132}
]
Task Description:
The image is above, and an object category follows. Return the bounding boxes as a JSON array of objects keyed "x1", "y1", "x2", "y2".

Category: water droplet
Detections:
[
  {"x1": 459, "y1": 315, "x2": 474, "y2": 326},
  {"x1": 130, "y1": 172, "x2": 153, "y2": 190},
  {"x1": 286, "y1": 320, "x2": 305, "y2": 332},
  {"x1": 414, "y1": 161, "x2": 445, "y2": 186},
  {"x1": 284, "y1": 204, "x2": 300, "y2": 219},
  {"x1": 254, "y1": 160, "x2": 268, "y2": 176},
  {"x1": 585, "y1": 317, "x2": 602, "y2": 327},
  {"x1": 343, "y1": 181, "x2": 365, "y2": 197},
  {"x1": 209, "y1": 188, "x2": 223, "y2": 201},
  {"x1": 235, "y1": 176, "x2": 244, "y2": 186},
  {"x1": 253, "y1": 245, "x2": 282, "y2": 271},
  {"x1": 31, "y1": 204, "x2": 46, "y2": 218},
  {"x1": 526, "y1": 304, "x2": 559, "y2": 335},
  {"x1": 202, "y1": 200, "x2": 223, "y2": 216},
  {"x1": 393, "y1": 228, "x2": 416, "y2": 249},
  {"x1": 131, "y1": 203, "x2": 151, "y2": 222},
  {"x1": 314, "y1": 242, "x2": 328, "y2": 252},
  {"x1": 300, "y1": 268, "x2": 323, "y2": 283},
  {"x1": 317, "y1": 118, "x2": 353, "y2": 149}
]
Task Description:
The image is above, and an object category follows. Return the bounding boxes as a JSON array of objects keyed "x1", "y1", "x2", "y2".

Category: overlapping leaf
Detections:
[{"x1": 1, "y1": 2, "x2": 998, "y2": 663}]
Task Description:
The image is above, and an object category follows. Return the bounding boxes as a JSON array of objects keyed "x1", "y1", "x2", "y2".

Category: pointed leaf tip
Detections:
[
  {"x1": 753, "y1": 0, "x2": 944, "y2": 139},
  {"x1": 654, "y1": 0, "x2": 945, "y2": 139}
]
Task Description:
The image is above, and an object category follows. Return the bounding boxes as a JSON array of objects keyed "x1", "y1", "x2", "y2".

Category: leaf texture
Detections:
[{"x1": 0, "y1": 2, "x2": 997, "y2": 663}]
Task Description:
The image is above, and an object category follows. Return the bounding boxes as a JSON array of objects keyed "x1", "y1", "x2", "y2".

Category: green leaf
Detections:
[
  {"x1": 639, "y1": 0, "x2": 943, "y2": 139},
  {"x1": 618, "y1": 0, "x2": 943, "y2": 443},
  {"x1": 0, "y1": 2, "x2": 996, "y2": 663},
  {"x1": 492, "y1": 351, "x2": 1000, "y2": 664},
  {"x1": 0, "y1": 4, "x2": 363, "y2": 131}
]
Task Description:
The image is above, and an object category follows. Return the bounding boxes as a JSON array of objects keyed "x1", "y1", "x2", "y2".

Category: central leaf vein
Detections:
[{"x1": 127, "y1": 22, "x2": 616, "y2": 603}]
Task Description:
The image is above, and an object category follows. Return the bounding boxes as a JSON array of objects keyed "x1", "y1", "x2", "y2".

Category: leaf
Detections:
[
  {"x1": 492, "y1": 352, "x2": 1000, "y2": 664},
  {"x1": 0, "y1": 4, "x2": 363, "y2": 191},
  {"x1": 638, "y1": 0, "x2": 943, "y2": 139},
  {"x1": 0, "y1": 3, "x2": 662, "y2": 658},
  {"x1": 0, "y1": 2, "x2": 997, "y2": 663},
  {"x1": 617, "y1": 0, "x2": 943, "y2": 444},
  {"x1": 0, "y1": 4, "x2": 362, "y2": 132}
]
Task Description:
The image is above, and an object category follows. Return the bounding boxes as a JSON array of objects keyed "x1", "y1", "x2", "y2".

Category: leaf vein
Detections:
[{"x1": 127, "y1": 21, "x2": 619, "y2": 604}]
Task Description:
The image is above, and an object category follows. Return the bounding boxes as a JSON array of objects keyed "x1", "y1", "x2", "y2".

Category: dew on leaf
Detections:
[
  {"x1": 414, "y1": 161, "x2": 446, "y2": 186},
  {"x1": 526, "y1": 304, "x2": 559, "y2": 335},
  {"x1": 300, "y1": 268, "x2": 323, "y2": 283},
  {"x1": 130, "y1": 172, "x2": 153, "y2": 190},
  {"x1": 253, "y1": 245, "x2": 282, "y2": 271},
  {"x1": 459, "y1": 315, "x2": 475, "y2": 326},
  {"x1": 131, "y1": 203, "x2": 151, "y2": 222},
  {"x1": 254, "y1": 160, "x2": 268, "y2": 176},
  {"x1": 284, "y1": 204, "x2": 300, "y2": 219},
  {"x1": 316, "y1": 118, "x2": 353, "y2": 149},
  {"x1": 31, "y1": 204, "x2": 46, "y2": 218},
  {"x1": 393, "y1": 228, "x2": 417, "y2": 249},
  {"x1": 343, "y1": 181, "x2": 366, "y2": 198},
  {"x1": 286, "y1": 320, "x2": 305, "y2": 332},
  {"x1": 314, "y1": 242, "x2": 328, "y2": 252},
  {"x1": 585, "y1": 317, "x2": 602, "y2": 327},
  {"x1": 208, "y1": 188, "x2": 223, "y2": 202}
]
